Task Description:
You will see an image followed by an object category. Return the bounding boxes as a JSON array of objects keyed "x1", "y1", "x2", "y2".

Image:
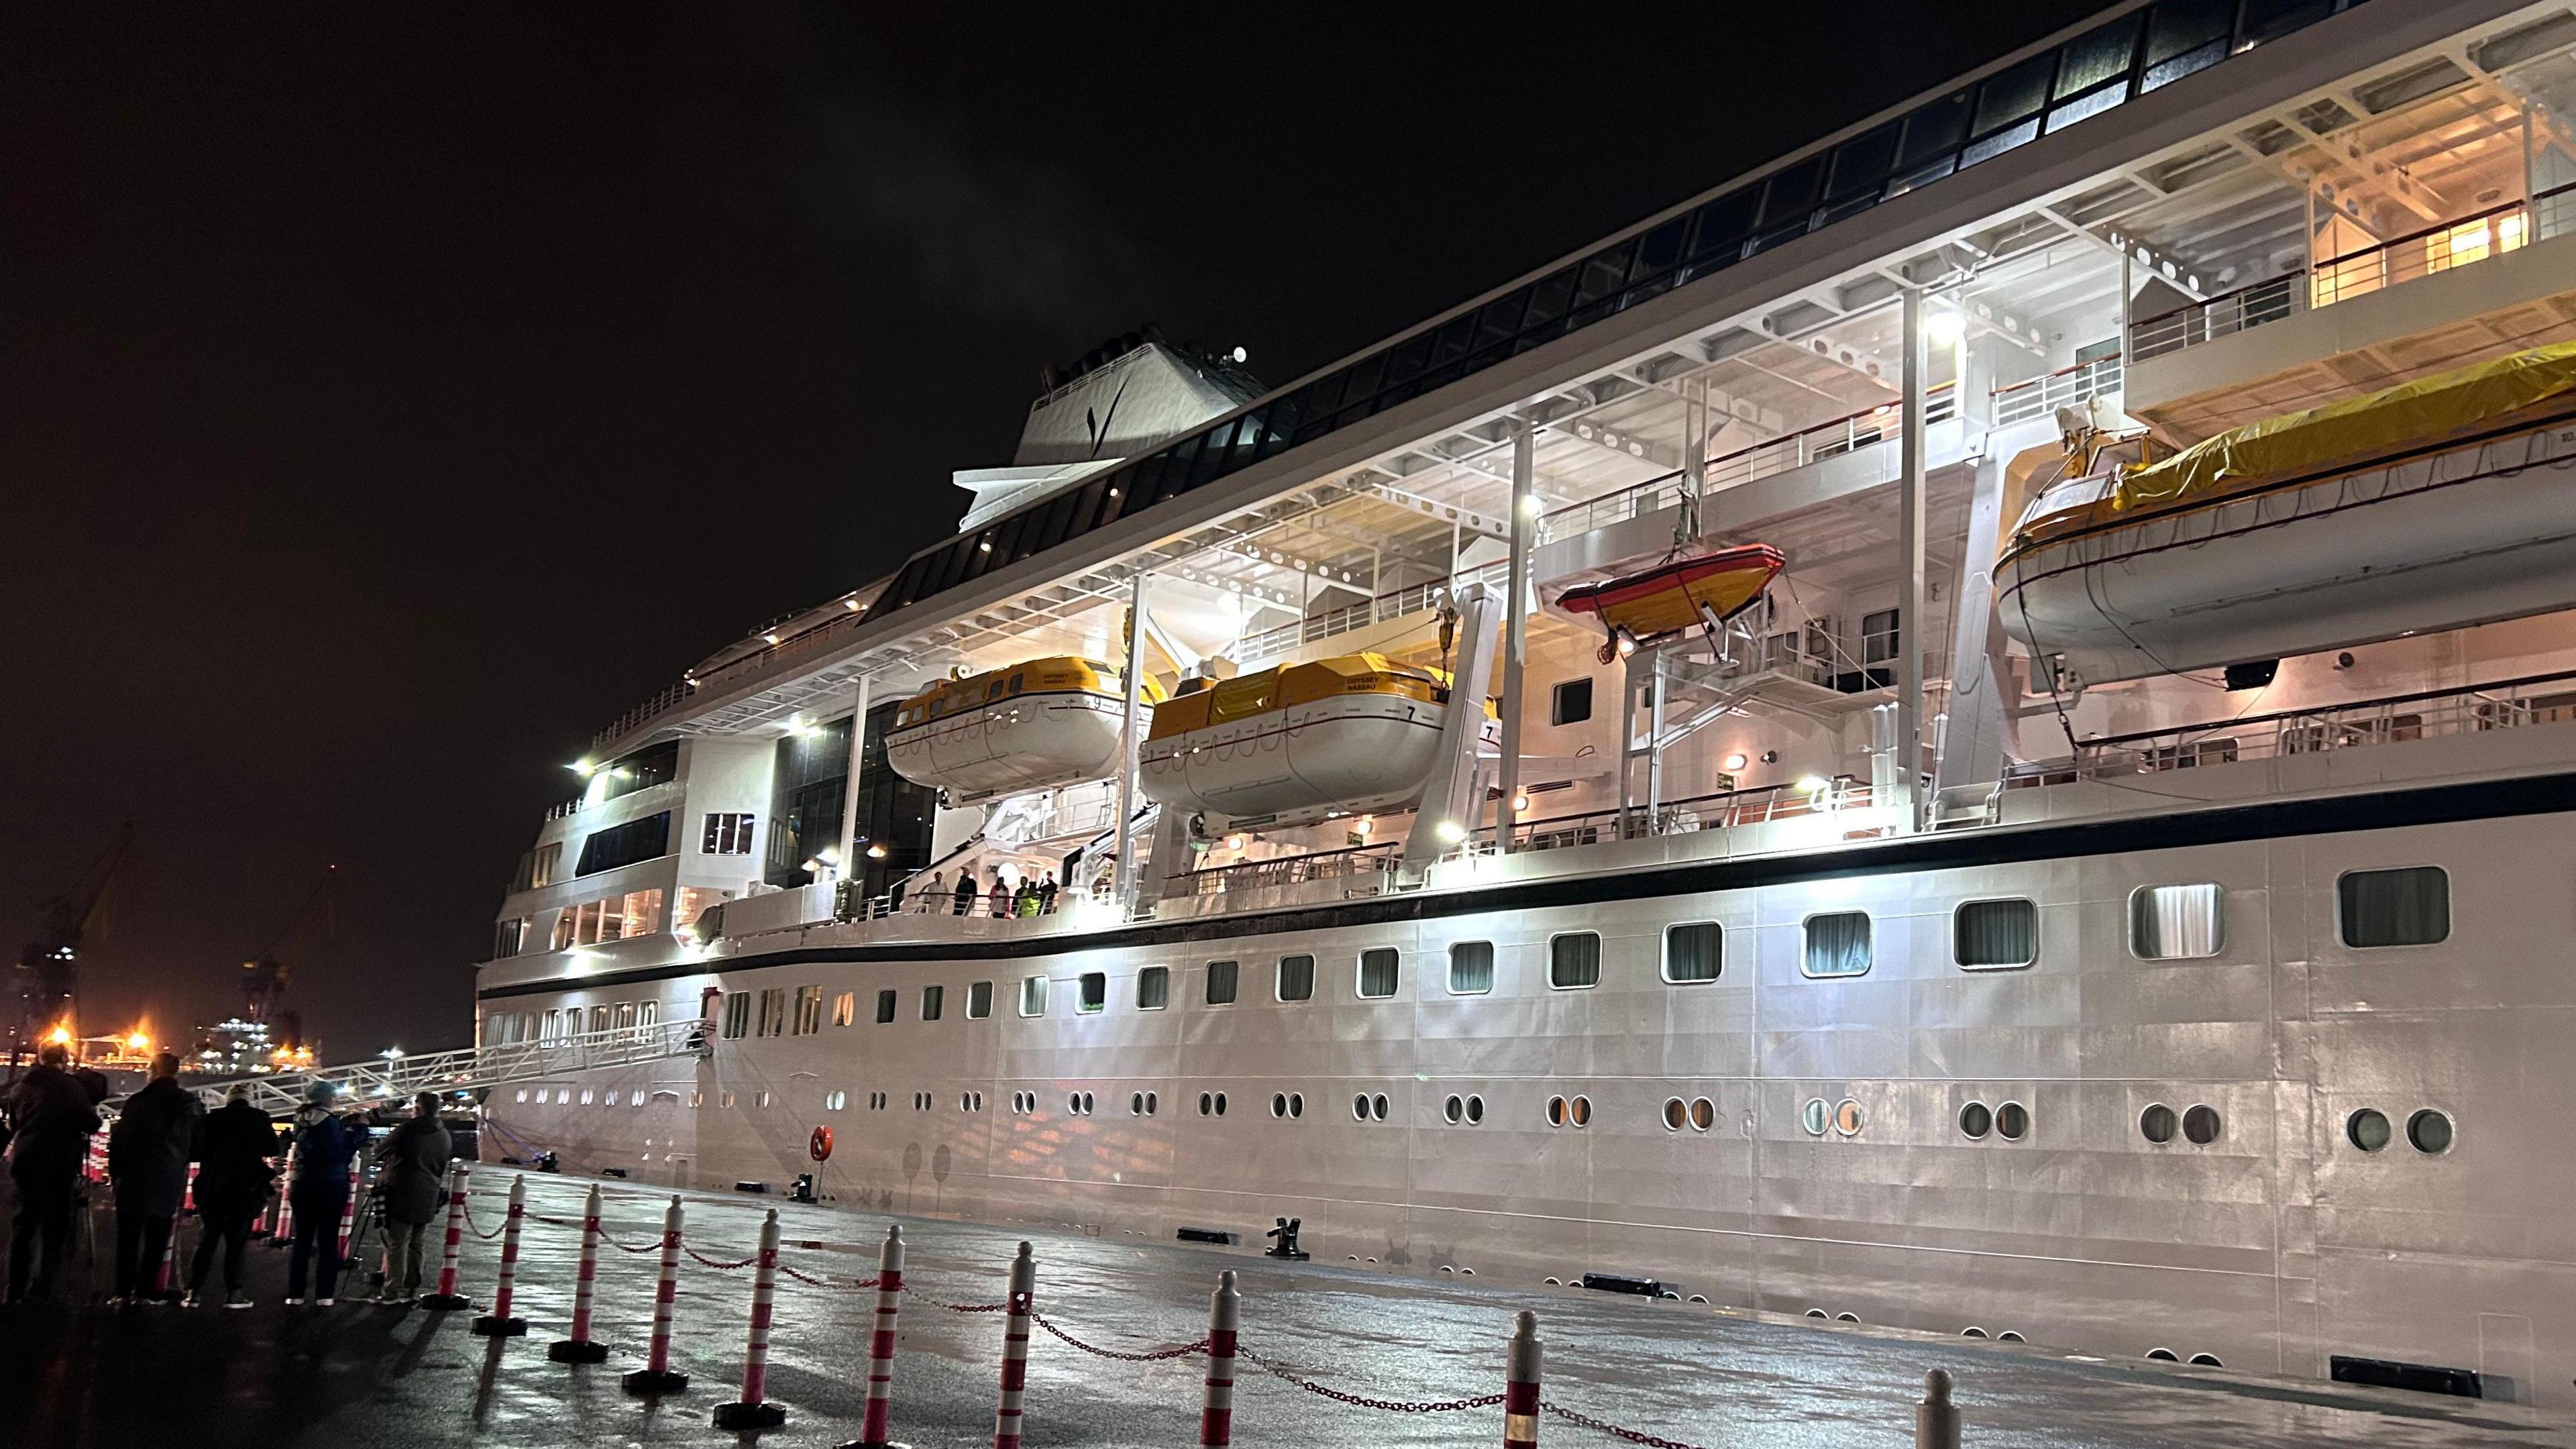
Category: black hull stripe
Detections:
[{"x1": 478, "y1": 769, "x2": 2576, "y2": 1000}]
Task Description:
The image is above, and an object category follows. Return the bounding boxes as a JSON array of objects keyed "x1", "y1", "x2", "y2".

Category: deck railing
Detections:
[
  {"x1": 1469, "y1": 775, "x2": 1876, "y2": 853},
  {"x1": 1990, "y1": 354, "x2": 2123, "y2": 425},
  {"x1": 182, "y1": 1020, "x2": 709, "y2": 1116}
]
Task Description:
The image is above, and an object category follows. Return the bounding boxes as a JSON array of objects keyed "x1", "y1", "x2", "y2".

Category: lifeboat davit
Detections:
[
  {"x1": 885, "y1": 657, "x2": 1156, "y2": 802},
  {"x1": 1139, "y1": 653, "x2": 1498, "y2": 826},
  {"x1": 1999, "y1": 342, "x2": 2576, "y2": 685},
  {"x1": 1556, "y1": 544, "x2": 1786, "y2": 663}
]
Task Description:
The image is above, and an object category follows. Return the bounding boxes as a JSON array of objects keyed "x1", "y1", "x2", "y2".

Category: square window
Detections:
[
  {"x1": 1803, "y1": 912, "x2": 1872, "y2": 978},
  {"x1": 1137, "y1": 967, "x2": 1169, "y2": 1010},
  {"x1": 875, "y1": 989, "x2": 898, "y2": 1024},
  {"x1": 1548, "y1": 932, "x2": 1602, "y2": 989},
  {"x1": 1077, "y1": 971, "x2": 1106, "y2": 1013},
  {"x1": 2129, "y1": 883, "x2": 2224, "y2": 959},
  {"x1": 922, "y1": 983, "x2": 945, "y2": 1021},
  {"x1": 1205, "y1": 960, "x2": 1239, "y2": 1006},
  {"x1": 1447, "y1": 941, "x2": 1495, "y2": 995},
  {"x1": 1664, "y1": 922, "x2": 1722, "y2": 982},
  {"x1": 1550, "y1": 678, "x2": 1593, "y2": 726},
  {"x1": 1953, "y1": 898, "x2": 2037, "y2": 969},
  {"x1": 1276, "y1": 955, "x2": 1314, "y2": 1002},
  {"x1": 967, "y1": 980, "x2": 993, "y2": 1019},
  {"x1": 1020, "y1": 975, "x2": 1048, "y2": 1017},
  {"x1": 2337, "y1": 866, "x2": 2449, "y2": 948},
  {"x1": 1358, "y1": 947, "x2": 1401, "y2": 1000}
]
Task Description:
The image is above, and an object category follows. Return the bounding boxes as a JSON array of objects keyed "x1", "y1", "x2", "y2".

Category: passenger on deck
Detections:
[
  {"x1": 184, "y1": 1084, "x2": 276, "y2": 1309},
  {"x1": 916, "y1": 871, "x2": 943, "y2": 912},
  {"x1": 989, "y1": 875, "x2": 1012, "y2": 918},
  {"x1": 108, "y1": 1052, "x2": 203, "y2": 1306},
  {"x1": 1038, "y1": 873, "x2": 1059, "y2": 914},
  {"x1": 3, "y1": 1043, "x2": 101, "y2": 1305},
  {"x1": 952, "y1": 872, "x2": 975, "y2": 916}
]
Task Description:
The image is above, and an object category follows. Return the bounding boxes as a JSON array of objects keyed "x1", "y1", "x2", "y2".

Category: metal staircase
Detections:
[{"x1": 182, "y1": 1020, "x2": 708, "y2": 1116}]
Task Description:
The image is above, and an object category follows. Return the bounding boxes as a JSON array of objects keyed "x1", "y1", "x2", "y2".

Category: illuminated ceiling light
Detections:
[
  {"x1": 1615, "y1": 631, "x2": 1638, "y2": 658},
  {"x1": 1723, "y1": 752, "x2": 1749, "y2": 771},
  {"x1": 844, "y1": 598, "x2": 862, "y2": 611},
  {"x1": 865, "y1": 842, "x2": 888, "y2": 859},
  {"x1": 1795, "y1": 775, "x2": 1830, "y2": 794},
  {"x1": 1511, "y1": 793, "x2": 1530, "y2": 814},
  {"x1": 1352, "y1": 816, "x2": 1373, "y2": 836},
  {"x1": 818, "y1": 847, "x2": 841, "y2": 865},
  {"x1": 763, "y1": 633, "x2": 780, "y2": 645},
  {"x1": 979, "y1": 540, "x2": 994, "y2": 552},
  {"x1": 1226, "y1": 834, "x2": 1246, "y2": 851},
  {"x1": 1434, "y1": 820, "x2": 1467, "y2": 845},
  {"x1": 1230, "y1": 345, "x2": 1248, "y2": 363},
  {"x1": 1518, "y1": 494, "x2": 1542, "y2": 517},
  {"x1": 1925, "y1": 310, "x2": 1965, "y2": 346}
]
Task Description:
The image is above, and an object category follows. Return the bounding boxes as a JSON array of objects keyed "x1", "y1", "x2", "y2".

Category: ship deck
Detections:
[{"x1": 6, "y1": 1171, "x2": 2563, "y2": 1449}]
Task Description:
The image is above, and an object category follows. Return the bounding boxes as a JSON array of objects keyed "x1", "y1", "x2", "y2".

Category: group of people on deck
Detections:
[
  {"x1": 907, "y1": 867, "x2": 1061, "y2": 917},
  {"x1": 2, "y1": 1044, "x2": 454, "y2": 1309}
]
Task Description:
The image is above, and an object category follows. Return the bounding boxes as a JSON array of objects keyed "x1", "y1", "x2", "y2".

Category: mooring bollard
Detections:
[
  {"x1": 269, "y1": 1143, "x2": 298, "y2": 1244},
  {"x1": 621, "y1": 1197, "x2": 690, "y2": 1394},
  {"x1": 1917, "y1": 1368, "x2": 1961, "y2": 1449},
  {"x1": 712, "y1": 1210, "x2": 788, "y2": 1429},
  {"x1": 1503, "y1": 1309, "x2": 1542, "y2": 1449},
  {"x1": 472, "y1": 1175, "x2": 529, "y2": 1336},
  {"x1": 990, "y1": 1242, "x2": 1037, "y2": 1449},
  {"x1": 839, "y1": 1224, "x2": 905, "y2": 1449},
  {"x1": 335, "y1": 1153, "x2": 362, "y2": 1262},
  {"x1": 547, "y1": 1184, "x2": 610, "y2": 1363},
  {"x1": 418, "y1": 1161, "x2": 474, "y2": 1310},
  {"x1": 1199, "y1": 1270, "x2": 1241, "y2": 1447}
]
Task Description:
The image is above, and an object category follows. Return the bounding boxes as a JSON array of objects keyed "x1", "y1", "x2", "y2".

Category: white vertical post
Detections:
[
  {"x1": 1897, "y1": 287, "x2": 1929, "y2": 835},
  {"x1": 1685, "y1": 376, "x2": 1711, "y2": 524},
  {"x1": 836, "y1": 676, "x2": 872, "y2": 894},
  {"x1": 1645, "y1": 647, "x2": 1667, "y2": 826},
  {"x1": 1497, "y1": 414, "x2": 1536, "y2": 852},
  {"x1": 1112, "y1": 573, "x2": 1151, "y2": 910}
]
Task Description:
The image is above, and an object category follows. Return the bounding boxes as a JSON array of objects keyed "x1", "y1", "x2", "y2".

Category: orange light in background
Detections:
[
  {"x1": 125, "y1": 1030, "x2": 151, "y2": 1053},
  {"x1": 45, "y1": 1024, "x2": 72, "y2": 1046}
]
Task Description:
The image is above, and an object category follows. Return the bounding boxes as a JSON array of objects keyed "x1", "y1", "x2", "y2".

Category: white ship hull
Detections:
[
  {"x1": 1138, "y1": 693, "x2": 1495, "y2": 823},
  {"x1": 2000, "y1": 421, "x2": 2576, "y2": 684},
  {"x1": 885, "y1": 690, "x2": 1126, "y2": 800}
]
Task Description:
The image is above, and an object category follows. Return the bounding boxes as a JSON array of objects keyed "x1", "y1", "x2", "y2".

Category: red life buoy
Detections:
[{"x1": 809, "y1": 1125, "x2": 834, "y2": 1162}]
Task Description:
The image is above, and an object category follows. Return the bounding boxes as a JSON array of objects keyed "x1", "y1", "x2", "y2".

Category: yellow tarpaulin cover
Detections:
[
  {"x1": 1148, "y1": 653, "x2": 1483, "y2": 741},
  {"x1": 2114, "y1": 340, "x2": 2576, "y2": 513}
]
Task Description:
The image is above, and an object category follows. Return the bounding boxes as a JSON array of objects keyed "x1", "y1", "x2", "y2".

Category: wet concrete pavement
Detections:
[{"x1": 5, "y1": 1170, "x2": 2570, "y2": 1448}]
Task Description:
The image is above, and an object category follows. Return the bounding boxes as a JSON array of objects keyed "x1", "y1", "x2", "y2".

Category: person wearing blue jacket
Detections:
[{"x1": 282, "y1": 1081, "x2": 362, "y2": 1305}]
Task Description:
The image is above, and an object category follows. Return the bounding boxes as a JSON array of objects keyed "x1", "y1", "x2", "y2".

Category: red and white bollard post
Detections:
[
  {"x1": 472, "y1": 1175, "x2": 529, "y2": 1336},
  {"x1": 547, "y1": 1184, "x2": 610, "y2": 1363},
  {"x1": 336, "y1": 1152, "x2": 363, "y2": 1263},
  {"x1": 417, "y1": 1161, "x2": 474, "y2": 1310},
  {"x1": 712, "y1": 1209, "x2": 788, "y2": 1429},
  {"x1": 155, "y1": 1163, "x2": 201, "y2": 1301},
  {"x1": 1503, "y1": 1309, "x2": 1542, "y2": 1449},
  {"x1": 268, "y1": 1143, "x2": 298, "y2": 1244},
  {"x1": 990, "y1": 1242, "x2": 1037, "y2": 1449},
  {"x1": 621, "y1": 1197, "x2": 690, "y2": 1394},
  {"x1": 839, "y1": 1224, "x2": 906, "y2": 1449},
  {"x1": 1916, "y1": 1368, "x2": 1961, "y2": 1449},
  {"x1": 1199, "y1": 1270, "x2": 1242, "y2": 1447}
]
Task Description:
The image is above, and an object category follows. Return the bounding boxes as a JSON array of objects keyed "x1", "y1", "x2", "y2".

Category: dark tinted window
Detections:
[
  {"x1": 2338, "y1": 867, "x2": 2449, "y2": 947},
  {"x1": 574, "y1": 812, "x2": 672, "y2": 876}
]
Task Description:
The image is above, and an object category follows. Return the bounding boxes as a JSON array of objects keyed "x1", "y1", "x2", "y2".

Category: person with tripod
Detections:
[
  {"x1": 372, "y1": 1092, "x2": 450, "y2": 1304},
  {"x1": 282, "y1": 1081, "x2": 361, "y2": 1305}
]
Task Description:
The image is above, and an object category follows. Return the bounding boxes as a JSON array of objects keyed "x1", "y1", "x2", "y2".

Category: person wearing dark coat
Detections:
[
  {"x1": 184, "y1": 1085, "x2": 276, "y2": 1308},
  {"x1": 953, "y1": 872, "x2": 976, "y2": 916},
  {"x1": 283, "y1": 1080, "x2": 364, "y2": 1305},
  {"x1": 107, "y1": 1052, "x2": 204, "y2": 1304},
  {"x1": 372, "y1": 1092, "x2": 452, "y2": 1302},
  {"x1": 4, "y1": 1044, "x2": 102, "y2": 1304}
]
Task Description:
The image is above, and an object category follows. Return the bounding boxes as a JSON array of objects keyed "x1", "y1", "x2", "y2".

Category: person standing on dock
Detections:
[
  {"x1": 282, "y1": 1081, "x2": 361, "y2": 1305},
  {"x1": 3, "y1": 1044, "x2": 101, "y2": 1305},
  {"x1": 184, "y1": 1084, "x2": 276, "y2": 1309},
  {"x1": 107, "y1": 1052, "x2": 201, "y2": 1306},
  {"x1": 372, "y1": 1091, "x2": 451, "y2": 1303}
]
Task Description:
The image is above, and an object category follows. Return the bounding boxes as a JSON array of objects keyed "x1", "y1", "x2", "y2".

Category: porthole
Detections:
[
  {"x1": 2406, "y1": 1108, "x2": 2453, "y2": 1155},
  {"x1": 2146, "y1": 1348, "x2": 2179, "y2": 1362},
  {"x1": 1959, "y1": 1102, "x2": 1992, "y2": 1140},
  {"x1": 2346, "y1": 1108, "x2": 2390, "y2": 1152},
  {"x1": 1995, "y1": 1101, "x2": 2030, "y2": 1141},
  {"x1": 1370, "y1": 1093, "x2": 1387, "y2": 1121},
  {"x1": 1272, "y1": 1093, "x2": 1289, "y2": 1119},
  {"x1": 2182, "y1": 1104, "x2": 2221, "y2": 1145},
  {"x1": 1069, "y1": 1092, "x2": 1082, "y2": 1114},
  {"x1": 1214, "y1": 1092, "x2": 1228, "y2": 1116},
  {"x1": 1688, "y1": 1097, "x2": 1714, "y2": 1132},
  {"x1": 1833, "y1": 1099, "x2": 1863, "y2": 1136},
  {"x1": 1998, "y1": 1332, "x2": 2024, "y2": 1344},
  {"x1": 1288, "y1": 1093, "x2": 1304, "y2": 1119},
  {"x1": 1569, "y1": 1095, "x2": 1591, "y2": 1128},
  {"x1": 1962, "y1": 1327, "x2": 1988, "y2": 1338},
  {"x1": 1800, "y1": 1098, "x2": 1829, "y2": 1136},
  {"x1": 1354, "y1": 1094, "x2": 1373, "y2": 1122},
  {"x1": 1131, "y1": 1091, "x2": 1145, "y2": 1116},
  {"x1": 2138, "y1": 1104, "x2": 2177, "y2": 1144},
  {"x1": 2188, "y1": 1353, "x2": 2222, "y2": 1367},
  {"x1": 1804, "y1": 1309, "x2": 1828, "y2": 1320},
  {"x1": 1081, "y1": 1091, "x2": 1094, "y2": 1114},
  {"x1": 1834, "y1": 1312, "x2": 1859, "y2": 1324},
  {"x1": 1663, "y1": 1098, "x2": 1687, "y2": 1132},
  {"x1": 1465, "y1": 1094, "x2": 1485, "y2": 1124},
  {"x1": 1547, "y1": 1095, "x2": 1568, "y2": 1127},
  {"x1": 1145, "y1": 1091, "x2": 1157, "y2": 1115},
  {"x1": 1198, "y1": 1092, "x2": 1215, "y2": 1117},
  {"x1": 1444, "y1": 1095, "x2": 1463, "y2": 1124}
]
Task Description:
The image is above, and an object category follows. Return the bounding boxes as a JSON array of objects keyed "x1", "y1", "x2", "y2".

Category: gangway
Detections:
[{"x1": 176, "y1": 1019, "x2": 708, "y2": 1116}]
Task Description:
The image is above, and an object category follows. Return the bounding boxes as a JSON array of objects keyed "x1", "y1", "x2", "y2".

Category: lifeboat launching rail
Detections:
[{"x1": 886, "y1": 656, "x2": 1162, "y2": 802}]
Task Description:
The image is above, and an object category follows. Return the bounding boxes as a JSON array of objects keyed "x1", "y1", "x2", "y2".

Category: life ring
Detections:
[{"x1": 809, "y1": 1126, "x2": 834, "y2": 1162}]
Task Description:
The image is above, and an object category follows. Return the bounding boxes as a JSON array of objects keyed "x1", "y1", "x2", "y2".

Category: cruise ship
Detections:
[{"x1": 476, "y1": 0, "x2": 2576, "y2": 1403}]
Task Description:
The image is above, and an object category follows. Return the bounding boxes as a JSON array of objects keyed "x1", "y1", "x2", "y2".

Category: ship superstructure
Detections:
[{"x1": 477, "y1": 0, "x2": 2576, "y2": 1401}]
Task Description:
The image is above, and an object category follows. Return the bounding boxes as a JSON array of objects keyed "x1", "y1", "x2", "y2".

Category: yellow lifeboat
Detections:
[
  {"x1": 886, "y1": 657, "x2": 1162, "y2": 802},
  {"x1": 1139, "y1": 653, "x2": 1499, "y2": 825}
]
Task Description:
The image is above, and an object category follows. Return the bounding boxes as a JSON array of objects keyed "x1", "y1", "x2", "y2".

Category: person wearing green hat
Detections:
[{"x1": 282, "y1": 1080, "x2": 362, "y2": 1305}]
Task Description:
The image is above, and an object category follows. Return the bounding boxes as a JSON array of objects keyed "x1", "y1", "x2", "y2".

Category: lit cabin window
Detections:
[
  {"x1": 1953, "y1": 899, "x2": 2037, "y2": 969},
  {"x1": 966, "y1": 980, "x2": 993, "y2": 1018},
  {"x1": 875, "y1": 989, "x2": 896, "y2": 1024},
  {"x1": 1204, "y1": 960, "x2": 1239, "y2": 1006},
  {"x1": 1802, "y1": 912, "x2": 1872, "y2": 978},
  {"x1": 831, "y1": 991, "x2": 855, "y2": 1028},
  {"x1": 1548, "y1": 932, "x2": 1602, "y2": 989},
  {"x1": 1276, "y1": 955, "x2": 1314, "y2": 1002},
  {"x1": 2129, "y1": 883, "x2": 2224, "y2": 959},
  {"x1": 1077, "y1": 971, "x2": 1107, "y2": 1013},
  {"x1": 1663, "y1": 922, "x2": 1721, "y2": 983},
  {"x1": 1358, "y1": 948, "x2": 1401, "y2": 1000},
  {"x1": 1446, "y1": 942, "x2": 1493, "y2": 996},
  {"x1": 1136, "y1": 967, "x2": 1169, "y2": 1010},
  {"x1": 1019, "y1": 976, "x2": 1047, "y2": 1017},
  {"x1": 793, "y1": 985, "x2": 823, "y2": 1034},
  {"x1": 2338, "y1": 867, "x2": 2449, "y2": 948}
]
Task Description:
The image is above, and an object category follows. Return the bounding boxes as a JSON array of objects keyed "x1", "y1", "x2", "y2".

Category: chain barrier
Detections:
[
  {"x1": 1239, "y1": 1347, "x2": 1505, "y2": 1413},
  {"x1": 1030, "y1": 1312, "x2": 1208, "y2": 1362},
  {"x1": 776, "y1": 1263, "x2": 882, "y2": 1292},
  {"x1": 459, "y1": 1195, "x2": 507, "y2": 1241},
  {"x1": 597, "y1": 1224, "x2": 665, "y2": 1255},
  {"x1": 685, "y1": 1248, "x2": 761, "y2": 1271},
  {"x1": 937, "y1": 1299, "x2": 1009, "y2": 1313},
  {"x1": 1540, "y1": 1399, "x2": 1717, "y2": 1449}
]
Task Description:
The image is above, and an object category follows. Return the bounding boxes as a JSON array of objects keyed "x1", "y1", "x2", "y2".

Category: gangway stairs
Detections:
[{"x1": 175, "y1": 1020, "x2": 708, "y2": 1115}]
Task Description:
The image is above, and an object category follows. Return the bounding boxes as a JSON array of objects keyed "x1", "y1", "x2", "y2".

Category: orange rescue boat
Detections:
[{"x1": 1556, "y1": 544, "x2": 1785, "y2": 663}]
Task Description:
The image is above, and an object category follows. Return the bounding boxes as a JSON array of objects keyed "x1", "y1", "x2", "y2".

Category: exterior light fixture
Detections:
[
  {"x1": 569, "y1": 759, "x2": 596, "y2": 775},
  {"x1": 865, "y1": 842, "x2": 888, "y2": 860},
  {"x1": 125, "y1": 1030, "x2": 150, "y2": 1052},
  {"x1": 1434, "y1": 820, "x2": 1467, "y2": 845},
  {"x1": 1925, "y1": 310, "x2": 1966, "y2": 346},
  {"x1": 845, "y1": 598, "x2": 862, "y2": 610},
  {"x1": 385, "y1": 1046, "x2": 405, "y2": 1060},
  {"x1": 763, "y1": 633, "x2": 780, "y2": 645},
  {"x1": 1795, "y1": 775, "x2": 1830, "y2": 795},
  {"x1": 1519, "y1": 494, "x2": 1543, "y2": 517},
  {"x1": 1723, "y1": 752, "x2": 1748, "y2": 771},
  {"x1": 818, "y1": 847, "x2": 841, "y2": 865},
  {"x1": 1615, "y1": 631, "x2": 1638, "y2": 658},
  {"x1": 979, "y1": 540, "x2": 993, "y2": 552},
  {"x1": 1352, "y1": 816, "x2": 1373, "y2": 837},
  {"x1": 1511, "y1": 793, "x2": 1530, "y2": 814}
]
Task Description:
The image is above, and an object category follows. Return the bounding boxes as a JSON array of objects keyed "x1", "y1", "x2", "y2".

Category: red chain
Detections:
[
  {"x1": 777, "y1": 1263, "x2": 881, "y2": 1291},
  {"x1": 686, "y1": 1248, "x2": 760, "y2": 1271},
  {"x1": 1239, "y1": 1348, "x2": 1505, "y2": 1413},
  {"x1": 1541, "y1": 1399, "x2": 1716, "y2": 1449},
  {"x1": 1030, "y1": 1313, "x2": 1207, "y2": 1362},
  {"x1": 459, "y1": 1197, "x2": 506, "y2": 1241},
  {"x1": 598, "y1": 1225, "x2": 664, "y2": 1255}
]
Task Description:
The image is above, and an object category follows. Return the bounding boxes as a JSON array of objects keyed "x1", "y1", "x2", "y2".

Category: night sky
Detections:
[{"x1": 3, "y1": 3, "x2": 2104, "y2": 1059}]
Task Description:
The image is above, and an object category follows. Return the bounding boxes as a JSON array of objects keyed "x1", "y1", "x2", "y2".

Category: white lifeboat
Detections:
[
  {"x1": 1999, "y1": 342, "x2": 2576, "y2": 685},
  {"x1": 885, "y1": 657, "x2": 1159, "y2": 802},
  {"x1": 1139, "y1": 653, "x2": 1498, "y2": 826}
]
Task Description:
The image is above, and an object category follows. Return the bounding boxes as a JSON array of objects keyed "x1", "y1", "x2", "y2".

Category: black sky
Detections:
[{"x1": 2, "y1": 3, "x2": 2108, "y2": 1057}]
